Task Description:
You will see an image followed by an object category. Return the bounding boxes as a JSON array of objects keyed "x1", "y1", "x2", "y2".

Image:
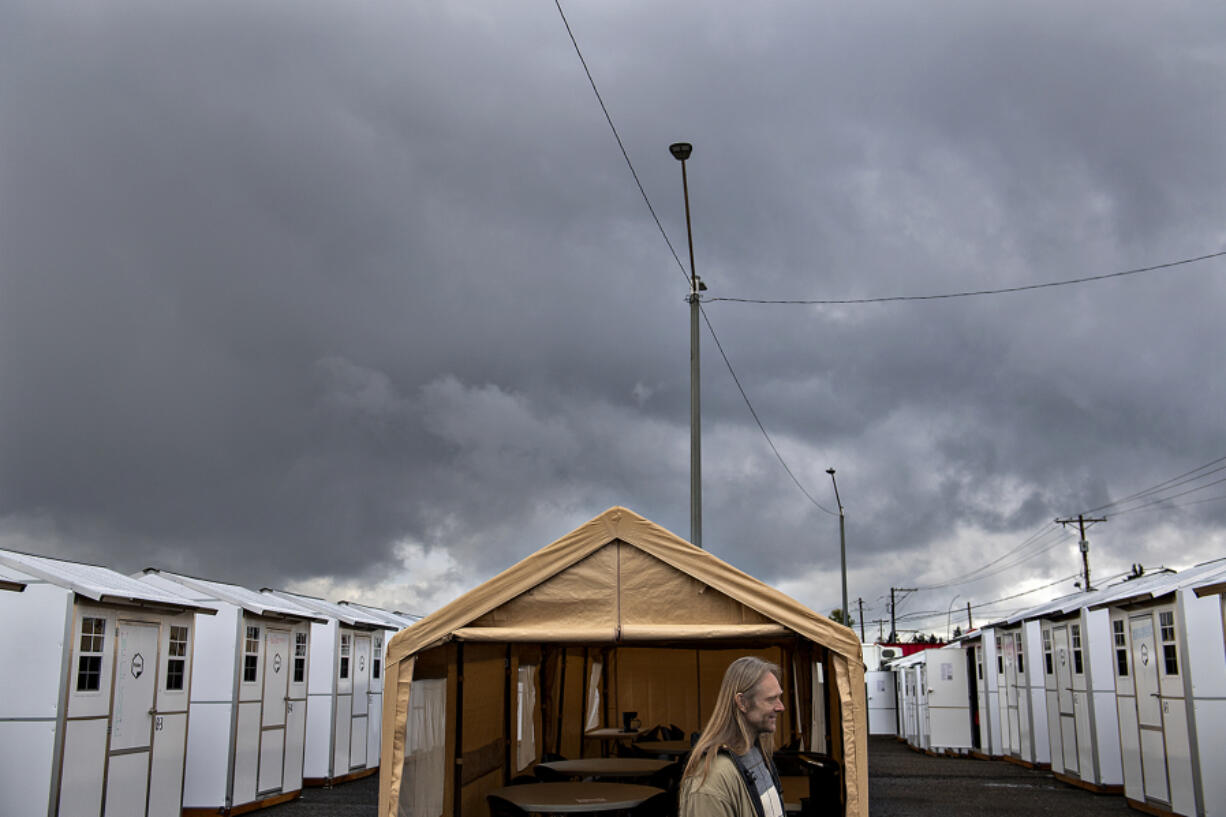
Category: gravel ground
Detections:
[{"x1": 263, "y1": 736, "x2": 1142, "y2": 816}]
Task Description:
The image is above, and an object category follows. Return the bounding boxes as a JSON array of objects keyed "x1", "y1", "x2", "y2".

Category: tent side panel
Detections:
[
  {"x1": 614, "y1": 647, "x2": 703, "y2": 738},
  {"x1": 378, "y1": 655, "x2": 414, "y2": 817},
  {"x1": 182, "y1": 702, "x2": 233, "y2": 808},
  {"x1": 618, "y1": 545, "x2": 774, "y2": 626},
  {"x1": 1084, "y1": 608, "x2": 1122, "y2": 786}
]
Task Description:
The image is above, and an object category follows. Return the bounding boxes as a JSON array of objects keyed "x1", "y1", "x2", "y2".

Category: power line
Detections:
[
  {"x1": 553, "y1": 0, "x2": 834, "y2": 516},
  {"x1": 700, "y1": 305, "x2": 837, "y2": 515},
  {"x1": 911, "y1": 523, "x2": 1071, "y2": 591},
  {"x1": 1082, "y1": 454, "x2": 1226, "y2": 515},
  {"x1": 704, "y1": 250, "x2": 1226, "y2": 306},
  {"x1": 552, "y1": 0, "x2": 691, "y2": 290}
]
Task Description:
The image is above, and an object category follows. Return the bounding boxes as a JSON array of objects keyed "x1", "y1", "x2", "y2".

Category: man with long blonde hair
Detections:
[{"x1": 679, "y1": 656, "x2": 786, "y2": 817}]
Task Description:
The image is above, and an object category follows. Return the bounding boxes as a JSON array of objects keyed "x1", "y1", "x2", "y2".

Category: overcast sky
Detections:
[{"x1": 3, "y1": 0, "x2": 1225, "y2": 635}]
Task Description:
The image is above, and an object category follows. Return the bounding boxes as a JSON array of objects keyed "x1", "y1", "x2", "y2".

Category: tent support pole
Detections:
[
  {"x1": 555, "y1": 648, "x2": 567, "y2": 756},
  {"x1": 453, "y1": 642, "x2": 463, "y2": 817},
  {"x1": 503, "y1": 645, "x2": 512, "y2": 783},
  {"x1": 580, "y1": 647, "x2": 590, "y2": 754}
]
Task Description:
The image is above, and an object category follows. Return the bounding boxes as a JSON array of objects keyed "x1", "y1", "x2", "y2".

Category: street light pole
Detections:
[
  {"x1": 946, "y1": 594, "x2": 961, "y2": 641},
  {"x1": 826, "y1": 467, "x2": 847, "y2": 627},
  {"x1": 671, "y1": 142, "x2": 701, "y2": 548}
]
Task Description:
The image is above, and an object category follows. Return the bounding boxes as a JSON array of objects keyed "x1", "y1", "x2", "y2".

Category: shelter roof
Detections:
[
  {"x1": 263, "y1": 589, "x2": 396, "y2": 630},
  {"x1": 1089, "y1": 558, "x2": 1226, "y2": 609},
  {"x1": 142, "y1": 569, "x2": 327, "y2": 622},
  {"x1": 1001, "y1": 589, "x2": 1096, "y2": 626},
  {"x1": 0, "y1": 549, "x2": 215, "y2": 613},
  {"x1": 338, "y1": 600, "x2": 418, "y2": 629},
  {"x1": 387, "y1": 506, "x2": 860, "y2": 665},
  {"x1": 0, "y1": 562, "x2": 30, "y2": 592}
]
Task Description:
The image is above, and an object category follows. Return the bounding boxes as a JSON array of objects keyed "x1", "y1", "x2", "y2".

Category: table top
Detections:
[
  {"x1": 489, "y1": 782, "x2": 665, "y2": 813},
  {"x1": 632, "y1": 739, "x2": 691, "y2": 755},
  {"x1": 584, "y1": 727, "x2": 647, "y2": 739},
  {"x1": 537, "y1": 757, "x2": 673, "y2": 777}
]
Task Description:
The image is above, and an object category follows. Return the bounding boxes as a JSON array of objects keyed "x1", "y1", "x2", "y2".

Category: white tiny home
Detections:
[
  {"x1": 1033, "y1": 590, "x2": 1123, "y2": 793},
  {"x1": 889, "y1": 652, "x2": 926, "y2": 749},
  {"x1": 988, "y1": 618, "x2": 1046, "y2": 765},
  {"x1": 0, "y1": 549, "x2": 213, "y2": 817},
  {"x1": 1092, "y1": 559, "x2": 1226, "y2": 817},
  {"x1": 861, "y1": 643, "x2": 899, "y2": 736},
  {"x1": 964, "y1": 625, "x2": 1004, "y2": 756},
  {"x1": 137, "y1": 570, "x2": 327, "y2": 816},
  {"x1": 917, "y1": 645, "x2": 973, "y2": 753},
  {"x1": 262, "y1": 589, "x2": 400, "y2": 786}
]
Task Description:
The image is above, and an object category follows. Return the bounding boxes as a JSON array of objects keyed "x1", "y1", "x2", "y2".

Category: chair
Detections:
[
  {"x1": 533, "y1": 764, "x2": 571, "y2": 781},
  {"x1": 628, "y1": 791, "x2": 672, "y2": 817},
  {"x1": 487, "y1": 794, "x2": 530, "y2": 817},
  {"x1": 773, "y1": 751, "x2": 840, "y2": 817}
]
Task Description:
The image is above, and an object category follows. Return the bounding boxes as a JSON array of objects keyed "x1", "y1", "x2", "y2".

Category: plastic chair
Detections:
[{"x1": 487, "y1": 794, "x2": 530, "y2": 817}]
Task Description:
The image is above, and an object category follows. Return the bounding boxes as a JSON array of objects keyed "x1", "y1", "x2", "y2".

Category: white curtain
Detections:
[
  {"x1": 810, "y1": 661, "x2": 827, "y2": 753},
  {"x1": 585, "y1": 661, "x2": 603, "y2": 730},
  {"x1": 517, "y1": 664, "x2": 537, "y2": 771},
  {"x1": 402, "y1": 678, "x2": 446, "y2": 817}
]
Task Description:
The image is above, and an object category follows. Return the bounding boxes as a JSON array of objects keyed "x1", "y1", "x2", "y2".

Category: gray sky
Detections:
[{"x1": 3, "y1": 0, "x2": 1225, "y2": 635}]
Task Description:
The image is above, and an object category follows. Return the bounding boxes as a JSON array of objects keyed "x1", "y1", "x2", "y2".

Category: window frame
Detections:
[
  {"x1": 167, "y1": 625, "x2": 189, "y2": 691},
  {"x1": 76, "y1": 616, "x2": 107, "y2": 693},
  {"x1": 243, "y1": 625, "x2": 260, "y2": 683}
]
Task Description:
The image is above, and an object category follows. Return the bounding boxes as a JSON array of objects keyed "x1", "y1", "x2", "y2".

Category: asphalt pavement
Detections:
[{"x1": 265, "y1": 736, "x2": 1141, "y2": 816}]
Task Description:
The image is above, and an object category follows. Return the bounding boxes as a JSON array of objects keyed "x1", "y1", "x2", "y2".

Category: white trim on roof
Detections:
[{"x1": 0, "y1": 549, "x2": 215, "y2": 613}]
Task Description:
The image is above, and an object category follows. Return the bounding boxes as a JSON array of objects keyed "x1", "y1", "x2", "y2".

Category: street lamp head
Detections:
[
  {"x1": 826, "y1": 467, "x2": 836, "y2": 476},
  {"x1": 669, "y1": 142, "x2": 693, "y2": 161}
]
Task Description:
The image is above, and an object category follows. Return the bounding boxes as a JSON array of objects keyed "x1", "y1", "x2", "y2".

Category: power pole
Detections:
[
  {"x1": 874, "y1": 619, "x2": 886, "y2": 640},
  {"x1": 857, "y1": 597, "x2": 865, "y2": 642},
  {"x1": 1056, "y1": 513, "x2": 1107, "y2": 591},
  {"x1": 890, "y1": 587, "x2": 915, "y2": 642},
  {"x1": 966, "y1": 601, "x2": 973, "y2": 630}
]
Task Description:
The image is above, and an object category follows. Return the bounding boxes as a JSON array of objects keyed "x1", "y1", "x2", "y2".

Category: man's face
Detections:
[{"x1": 737, "y1": 672, "x2": 785, "y2": 738}]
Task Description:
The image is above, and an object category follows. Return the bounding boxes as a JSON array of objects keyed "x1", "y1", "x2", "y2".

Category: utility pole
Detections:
[
  {"x1": 1056, "y1": 513, "x2": 1107, "y2": 591},
  {"x1": 670, "y1": 142, "x2": 703, "y2": 548},
  {"x1": 966, "y1": 601, "x2": 973, "y2": 630},
  {"x1": 890, "y1": 587, "x2": 915, "y2": 642},
  {"x1": 873, "y1": 619, "x2": 886, "y2": 640},
  {"x1": 857, "y1": 597, "x2": 865, "y2": 642}
]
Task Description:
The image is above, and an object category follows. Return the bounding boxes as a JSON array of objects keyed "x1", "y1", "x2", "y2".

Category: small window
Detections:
[
  {"x1": 372, "y1": 635, "x2": 382, "y2": 680},
  {"x1": 243, "y1": 625, "x2": 260, "y2": 683},
  {"x1": 293, "y1": 632, "x2": 307, "y2": 683},
  {"x1": 167, "y1": 626, "x2": 189, "y2": 690},
  {"x1": 1014, "y1": 633, "x2": 1024, "y2": 674},
  {"x1": 77, "y1": 617, "x2": 107, "y2": 692},
  {"x1": 1071, "y1": 624, "x2": 1084, "y2": 675},
  {"x1": 995, "y1": 636, "x2": 1004, "y2": 674},
  {"x1": 1112, "y1": 620, "x2": 1129, "y2": 677},
  {"x1": 1159, "y1": 611, "x2": 1178, "y2": 675},
  {"x1": 1043, "y1": 629, "x2": 1053, "y2": 675},
  {"x1": 340, "y1": 633, "x2": 351, "y2": 680}
]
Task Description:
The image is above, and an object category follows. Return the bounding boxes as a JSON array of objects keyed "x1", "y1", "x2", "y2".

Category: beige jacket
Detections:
[{"x1": 680, "y1": 751, "x2": 771, "y2": 817}]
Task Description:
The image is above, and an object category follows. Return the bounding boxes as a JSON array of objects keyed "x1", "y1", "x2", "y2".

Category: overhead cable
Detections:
[{"x1": 705, "y1": 250, "x2": 1226, "y2": 306}]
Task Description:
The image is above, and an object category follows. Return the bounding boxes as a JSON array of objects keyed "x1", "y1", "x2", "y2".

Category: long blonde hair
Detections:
[{"x1": 682, "y1": 656, "x2": 781, "y2": 784}]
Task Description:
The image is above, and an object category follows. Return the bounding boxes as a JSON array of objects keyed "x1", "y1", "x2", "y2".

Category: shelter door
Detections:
[
  {"x1": 1130, "y1": 614, "x2": 1169, "y2": 804},
  {"x1": 1052, "y1": 625, "x2": 1077, "y2": 774},
  {"x1": 350, "y1": 635, "x2": 371, "y2": 769},
  {"x1": 258, "y1": 628, "x2": 291, "y2": 795},
  {"x1": 104, "y1": 620, "x2": 158, "y2": 817}
]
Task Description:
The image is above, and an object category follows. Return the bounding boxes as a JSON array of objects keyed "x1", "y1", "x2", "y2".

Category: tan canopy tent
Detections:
[{"x1": 379, "y1": 507, "x2": 867, "y2": 817}]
